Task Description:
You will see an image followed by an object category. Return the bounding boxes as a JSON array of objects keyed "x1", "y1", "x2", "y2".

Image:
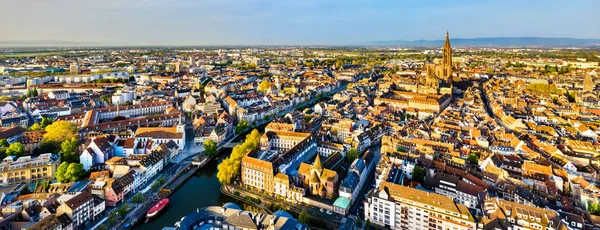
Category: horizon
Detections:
[{"x1": 2, "y1": 0, "x2": 599, "y2": 46}]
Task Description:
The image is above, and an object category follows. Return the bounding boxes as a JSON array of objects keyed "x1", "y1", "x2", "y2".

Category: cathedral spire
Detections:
[{"x1": 442, "y1": 31, "x2": 453, "y2": 86}]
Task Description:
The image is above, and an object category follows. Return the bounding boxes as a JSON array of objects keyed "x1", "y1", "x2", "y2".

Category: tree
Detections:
[
  {"x1": 258, "y1": 80, "x2": 270, "y2": 93},
  {"x1": 235, "y1": 120, "x2": 249, "y2": 134},
  {"x1": 131, "y1": 193, "x2": 144, "y2": 203},
  {"x1": 28, "y1": 123, "x2": 42, "y2": 131},
  {"x1": 298, "y1": 210, "x2": 312, "y2": 224},
  {"x1": 129, "y1": 76, "x2": 136, "y2": 82},
  {"x1": 217, "y1": 129, "x2": 261, "y2": 184},
  {"x1": 6, "y1": 143, "x2": 25, "y2": 157},
  {"x1": 60, "y1": 137, "x2": 80, "y2": 163},
  {"x1": 43, "y1": 121, "x2": 77, "y2": 143},
  {"x1": 412, "y1": 166, "x2": 425, "y2": 184},
  {"x1": 304, "y1": 115, "x2": 312, "y2": 123},
  {"x1": 396, "y1": 146, "x2": 408, "y2": 153},
  {"x1": 467, "y1": 153, "x2": 479, "y2": 164},
  {"x1": 486, "y1": 68, "x2": 494, "y2": 75},
  {"x1": 590, "y1": 202, "x2": 600, "y2": 215},
  {"x1": 346, "y1": 148, "x2": 359, "y2": 162},
  {"x1": 40, "y1": 117, "x2": 53, "y2": 128},
  {"x1": 0, "y1": 139, "x2": 8, "y2": 148},
  {"x1": 203, "y1": 140, "x2": 218, "y2": 157},
  {"x1": 100, "y1": 95, "x2": 111, "y2": 104},
  {"x1": 64, "y1": 163, "x2": 84, "y2": 182},
  {"x1": 55, "y1": 162, "x2": 69, "y2": 183}
]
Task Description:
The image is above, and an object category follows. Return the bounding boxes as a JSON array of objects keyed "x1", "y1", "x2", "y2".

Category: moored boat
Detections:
[{"x1": 146, "y1": 198, "x2": 169, "y2": 218}]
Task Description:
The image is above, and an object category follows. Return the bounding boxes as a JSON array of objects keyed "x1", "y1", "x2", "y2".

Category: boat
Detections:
[{"x1": 146, "y1": 198, "x2": 169, "y2": 218}]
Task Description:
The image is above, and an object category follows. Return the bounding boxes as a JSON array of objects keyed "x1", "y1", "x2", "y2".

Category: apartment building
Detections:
[
  {"x1": 242, "y1": 131, "x2": 317, "y2": 196},
  {"x1": 56, "y1": 191, "x2": 96, "y2": 229},
  {"x1": 365, "y1": 182, "x2": 476, "y2": 230},
  {"x1": 0, "y1": 153, "x2": 60, "y2": 187},
  {"x1": 480, "y1": 198, "x2": 564, "y2": 229}
]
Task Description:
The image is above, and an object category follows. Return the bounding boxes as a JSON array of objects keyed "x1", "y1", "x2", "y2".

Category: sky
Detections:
[{"x1": 1, "y1": 0, "x2": 599, "y2": 46}]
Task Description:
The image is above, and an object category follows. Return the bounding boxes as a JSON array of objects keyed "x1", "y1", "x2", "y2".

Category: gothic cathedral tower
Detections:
[{"x1": 442, "y1": 31, "x2": 453, "y2": 87}]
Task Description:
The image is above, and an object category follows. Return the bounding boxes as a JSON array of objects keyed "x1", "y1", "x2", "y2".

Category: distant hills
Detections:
[
  {"x1": 0, "y1": 40, "x2": 101, "y2": 47},
  {"x1": 363, "y1": 37, "x2": 600, "y2": 47},
  {"x1": 2, "y1": 37, "x2": 600, "y2": 47}
]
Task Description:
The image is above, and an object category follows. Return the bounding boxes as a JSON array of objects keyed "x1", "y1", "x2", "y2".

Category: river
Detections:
[{"x1": 134, "y1": 148, "x2": 260, "y2": 230}]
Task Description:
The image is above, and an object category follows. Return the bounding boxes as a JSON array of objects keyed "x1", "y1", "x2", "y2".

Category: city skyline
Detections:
[{"x1": 2, "y1": 0, "x2": 600, "y2": 46}]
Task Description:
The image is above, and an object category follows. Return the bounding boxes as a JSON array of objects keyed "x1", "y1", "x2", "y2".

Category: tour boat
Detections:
[{"x1": 146, "y1": 198, "x2": 169, "y2": 218}]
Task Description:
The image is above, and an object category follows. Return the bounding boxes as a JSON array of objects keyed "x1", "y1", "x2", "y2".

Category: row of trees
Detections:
[
  {"x1": 526, "y1": 83, "x2": 562, "y2": 94},
  {"x1": 217, "y1": 130, "x2": 261, "y2": 184},
  {"x1": 26, "y1": 87, "x2": 39, "y2": 97}
]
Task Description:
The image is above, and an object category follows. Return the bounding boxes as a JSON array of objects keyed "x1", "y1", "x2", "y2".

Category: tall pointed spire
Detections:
[
  {"x1": 313, "y1": 154, "x2": 323, "y2": 174},
  {"x1": 442, "y1": 31, "x2": 453, "y2": 86}
]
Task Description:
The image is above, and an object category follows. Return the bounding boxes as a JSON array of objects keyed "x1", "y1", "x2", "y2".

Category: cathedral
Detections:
[{"x1": 418, "y1": 32, "x2": 455, "y2": 95}]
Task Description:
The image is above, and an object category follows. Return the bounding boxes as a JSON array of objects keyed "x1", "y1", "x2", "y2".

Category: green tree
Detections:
[
  {"x1": 100, "y1": 95, "x2": 111, "y2": 104},
  {"x1": 131, "y1": 193, "x2": 144, "y2": 203},
  {"x1": 298, "y1": 210, "x2": 312, "y2": 224},
  {"x1": 590, "y1": 202, "x2": 600, "y2": 215},
  {"x1": 346, "y1": 148, "x2": 359, "y2": 162},
  {"x1": 40, "y1": 117, "x2": 53, "y2": 128},
  {"x1": 60, "y1": 137, "x2": 80, "y2": 163},
  {"x1": 64, "y1": 163, "x2": 84, "y2": 182},
  {"x1": 55, "y1": 162, "x2": 69, "y2": 183},
  {"x1": 396, "y1": 146, "x2": 408, "y2": 153},
  {"x1": 467, "y1": 153, "x2": 479, "y2": 164},
  {"x1": 6, "y1": 143, "x2": 25, "y2": 157},
  {"x1": 43, "y1": 121, "x2": 77, "y2": 143},
  {"x1": 235, "y1": 120, "x2": 249, "y2": 134},
  {"x1": 0, "y1": 139, "x2": 8, "y2": 147},
  {"x1": 203, "y1": 140, "x2": 218, "y2": 157},
  {"x1": 258, "y1": 80, "x2": 270, "y2": 93},
  {"x1": 412, "y1": 166, "x2": 425, "y2": 184},
  {"x1": 304, "y1": 115, "x2": 312, "y2": 123}
]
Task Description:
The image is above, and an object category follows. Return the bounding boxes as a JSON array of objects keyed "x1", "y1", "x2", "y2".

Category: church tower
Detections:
[{"x1": 442, "y1": 32, "x2": 453, "y2": 86}]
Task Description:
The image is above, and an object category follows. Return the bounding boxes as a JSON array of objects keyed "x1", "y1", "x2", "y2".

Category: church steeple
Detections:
[
  {"x1": 442, "y1": 31, "x2": 453, "y2": 87},
  {"x1": 312, "y1": 154, "x2": 323, "y2": 174}
]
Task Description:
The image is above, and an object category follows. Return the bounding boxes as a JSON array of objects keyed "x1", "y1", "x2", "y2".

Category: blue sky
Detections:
[{"x1": 2, "y1": 0, "x2": 599, "y2": 45}]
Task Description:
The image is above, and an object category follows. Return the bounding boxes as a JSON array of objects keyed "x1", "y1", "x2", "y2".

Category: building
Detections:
[
  {"x1": 56, "y1": 191, "x2": 96, "y2": 229},
  {"x1": 80, "y1": 136, "x2": 115, "y2": 171},
  {"x1": 134, "y1": 121, "x2": 186, "y2": 150},
  {"x1": 365, "y1": 182, "x2": 476, "y2": 230},
  {"x1": 480, "y1": 198, "x2": 565, "y2": 229},
  {"x1": 70, "y1": 63, "x2": 80, "y2": 74},
  {"x1": 241, "y1": 131, "x2": 317, "y2": 197},
  {"x1": 0, "y1": 153, "x2": 60, "y2": 187},
  {"x1": 424, "y1": 173, "x2": 486, "y2": 210},
  {"x1": 297, "y1": 155, "x2": 338, "y2": 199},
  {"x1": 0, "y1": 126, "x2": 26, "y2": 144}
]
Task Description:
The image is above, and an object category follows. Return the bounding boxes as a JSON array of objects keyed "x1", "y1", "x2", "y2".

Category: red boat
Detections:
[{"x1": 146, "y1": 198, "x2": 169, "y2": 218}]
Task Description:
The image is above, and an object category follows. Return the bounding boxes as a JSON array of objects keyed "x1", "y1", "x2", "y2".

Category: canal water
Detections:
[{"x1": 135, "y1": 148, "x2": 260, "y2": 230}]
